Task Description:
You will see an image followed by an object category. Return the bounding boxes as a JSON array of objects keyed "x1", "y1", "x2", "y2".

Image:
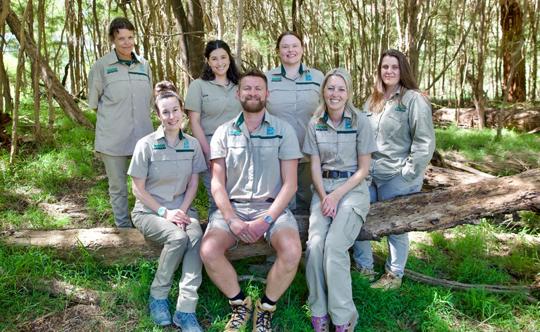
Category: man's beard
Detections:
[{"x1": 241, "y1": 97, "x2": 265, "y2": 113}]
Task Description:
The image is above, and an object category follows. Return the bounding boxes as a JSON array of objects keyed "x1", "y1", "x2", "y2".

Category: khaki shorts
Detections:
[{"x1": 207, "y1": 201, "x2": 298, "y2": 243}]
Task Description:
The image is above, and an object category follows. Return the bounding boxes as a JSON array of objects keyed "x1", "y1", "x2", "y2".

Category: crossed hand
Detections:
[{"x1": 229, "y1": 217, "x2": 270, "y2": 243}]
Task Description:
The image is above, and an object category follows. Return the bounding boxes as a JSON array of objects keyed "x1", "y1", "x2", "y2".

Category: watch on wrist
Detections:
[
  {"x1": 157, "y1": 206, "x2": 167, "y2": 217},
  {"x1": 263, "y1": 215, "x2": 274, "y2": 225}
]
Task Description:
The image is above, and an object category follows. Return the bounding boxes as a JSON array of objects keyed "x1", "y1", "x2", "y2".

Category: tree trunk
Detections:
[
  {"x1": 3, "y1": 169, "x2": 538, "y2": 263},
  {"x1": 235, "y1": 0, "x2": 244, "y2": 66},
  {"x1": 3, "y1": 2, "x2": 93, "y2": 128},
  {"x1": 169, "y1": 0, "x2": 205, "y2": 83},
  {"x1": 500, "y1": 0, "x2": 526, "y2": 102}
]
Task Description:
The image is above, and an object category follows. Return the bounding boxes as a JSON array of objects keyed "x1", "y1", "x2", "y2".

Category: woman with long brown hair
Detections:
[{"x1": 352, "y1": 49, "x2": 435, "y2": 290}]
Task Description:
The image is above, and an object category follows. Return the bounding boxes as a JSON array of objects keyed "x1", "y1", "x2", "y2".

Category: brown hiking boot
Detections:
[
  {"x1": 370, "y1": 272, "x2": 402, "y2": 290},
  {"x1": 252, "y1": 299, "x2": 276, "y2": 332},
  {"x1": 224, "y1": 296, "x2": 253, "y2": 331}
]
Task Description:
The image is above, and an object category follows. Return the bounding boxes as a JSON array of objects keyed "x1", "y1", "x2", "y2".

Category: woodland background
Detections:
[
  {"x1": 0, "y1": 0, "x2": 539, "y2": 151},
  {"x1": 0, "y1": 0, "x2": 539, "y2": 331}
]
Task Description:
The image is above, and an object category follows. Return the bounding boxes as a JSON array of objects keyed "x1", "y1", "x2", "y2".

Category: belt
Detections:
[
  {"x1": 322, "y1": 170, "x2": 354, "y2": 179},
  {"x1": 230, "y1": 198, "x2": 275, "y2": 203}
]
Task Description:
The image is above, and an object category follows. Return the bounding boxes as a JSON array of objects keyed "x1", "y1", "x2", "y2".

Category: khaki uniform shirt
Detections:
[
  {"x1": 364, "y1": 88, "x2": 435, "y2": 181},
  {"x1": 210, "y1": 111, "x2": 303, "y2": 201},
  {"x1": 303, "y1": 107, "x2": 377, "y2": 172},
  {"x1": 128, "y1": 126, "x2": 207, "y2": 213},
  {"x1": 184, "y1": 78, "x2": 242, "y2": 136},
  {"x1": 265, "y1": 64, "x2": 324, "y2": 151},
  {"x1": 88, "y1": 50, "x2": 154, "y2": 156}
]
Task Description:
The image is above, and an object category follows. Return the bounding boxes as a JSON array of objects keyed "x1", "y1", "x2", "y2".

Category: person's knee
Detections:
[
  {"x1": 165, "y1": 229, "x2": 188, "y2": 247},
  {"x1": 200, "y1": 235, "x2": 227, "y2": 266},
  {"x1": 275, "y1": 233, "x2": 302, "y2": 270}
]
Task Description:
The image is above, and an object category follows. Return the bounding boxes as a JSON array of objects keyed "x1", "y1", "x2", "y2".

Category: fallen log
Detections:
[
  {"x1": 1, "y1": 169, "x2": 539, "y2": 263},
  {"x1": 423, "y1": 165, "x2": 487, "y2": 189},
  {"x1": 433, "y1": 107, "x2": 540, "y2": 132}
]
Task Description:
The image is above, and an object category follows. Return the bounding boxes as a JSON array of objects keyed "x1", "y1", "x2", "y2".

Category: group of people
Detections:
[{"x1": 88, "y1": 17, "x2": 435, "y2": 332}]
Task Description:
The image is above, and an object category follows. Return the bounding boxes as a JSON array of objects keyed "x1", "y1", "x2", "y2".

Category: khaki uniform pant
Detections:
[
  {"x1": 100, "y1": 153, "x2": 131, "y2": 227},
  {"x1": 305, "y1": 178, "x2": 369, "y2": 325},
  {"x1": 132, "y1": 210, "x2": 203, "y2": 312}
]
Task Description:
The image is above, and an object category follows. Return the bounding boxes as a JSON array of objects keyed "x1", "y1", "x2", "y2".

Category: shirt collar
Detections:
[
  {"x1": 233, "y1": 110, "x2": 273, "y2": 129},
  {"x1": 319, "y1": 107, "x2": 353, "y2": 128},
  {"x1": 156, "y1": 125, "x2": 184, "y2": 141},
  {"x1": 105, "y1": 49, "x2": 141, "y2": 65},
  {"x1": 279, "y1": 63, "x2": 306, "y2": 77}
]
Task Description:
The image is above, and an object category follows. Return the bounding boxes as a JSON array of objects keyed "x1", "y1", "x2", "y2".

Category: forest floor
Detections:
[{"x1": 0, "y1": 107, "x2": 539, "y2": 331}]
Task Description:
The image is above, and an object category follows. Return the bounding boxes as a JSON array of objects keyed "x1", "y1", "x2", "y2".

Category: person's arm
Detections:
[
  {"x1": 211, "y1": 158, "x2": 252, "y2": 240},
  {"x1": 309, "y1": 154, "x2": 327, "y2": 212},
  {"x1": 87, "y1": 62, "x2": 103, "y2": 112},
  {"x1": 131, "y1": 177, "x2": 190, "y2": 225},
  {"x1": 321, "y1": 154, "x2": 371, "y2": 218},
  {"x1": 246, "y1": 158, "x2": 298, "y2": 241},
  {"x1": 403, "y1": 93, "x2": 436, "y2": 180},
  {"x1": 188, "y1": 111, "x2": 211, "y2": 164}
]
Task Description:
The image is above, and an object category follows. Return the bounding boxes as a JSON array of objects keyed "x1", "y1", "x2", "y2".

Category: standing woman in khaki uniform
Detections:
[
  {"x1": 353, "y1": 49, "x2": 435, "y2": 290},
  {"x1": 185, "y1": 40, "x2": 241, "y2": 213},
  {"x1": 128, "y1": 82, "x2": 206, "y2": 331},
  {"x1": 87, "y1": 17, "x2": 153, "y2": 228},
  {"x1": 303, "y1": 68, "x2": 376, "y2": 332},
  {"x1": 265, "y1": 31, "x2": 324, "y2": 213}
]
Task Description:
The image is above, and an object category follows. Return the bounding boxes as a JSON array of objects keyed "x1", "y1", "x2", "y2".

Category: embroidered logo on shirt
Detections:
[
  {"x1": 315, "y1": 124, "x2": 328, "y2": 131},
  {"x1": 395, "y1": 104, "x2": 407, "y2": 112},
  {"x1": 271, "y1": 76, "x2": 282, "y2": 82},
  {"x1": 106, "y1": 67, "x2": 118, "y2": 74},
  {"x1": 228, "y1": 129, "x2": 242, "y2": 136},
  {"x1": 183, "y1": 140, "x2": 190, "y2": 148},
  {"x1": 267, "y1": 127, "x2": 275, "y2": 135},
  {"x1": 305, "y1": 73, "x2": 312, "y2": 81},
  {"x1": 153, "y1": 143, "x2": 166, "y2": 150},
  {"x1": 345, "y1": 118, "x2": 352, "y2": 129}
]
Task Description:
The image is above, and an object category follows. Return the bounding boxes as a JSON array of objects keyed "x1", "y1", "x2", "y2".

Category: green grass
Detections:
[
  {"x1": 435, "y1": 125, "x2": 540, "y2": 175},
  {"x1": 1, "y1": 108, "x2": 539, "y2": 330}
]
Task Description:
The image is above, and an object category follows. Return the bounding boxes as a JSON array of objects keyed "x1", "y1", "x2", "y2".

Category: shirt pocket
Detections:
[
  {"x1": 150, "y1": 150, "x2": 194, "y2": 197},
  {"x1": 381, "y1": 111, "x2": 407, "y2": 140},
  {"x1": 254, "y1": 138, "x2": 280, "y2": 166},
  {"x1": 201, "y1": 94, "x2": 225, "y2": 118},
  {"x1": 296, "y1": 83, "x2": 320, "y2": 108},
  {"x1": 103, "y1": 71, "x2": 129, "y2": 105},
  {"x1": 226, "y1": 135, "x2": 249, "y2": 169},
  {"x1": 338, "y1": 131, "x2": 358, "y2": 164},
  {"x1": 315, "y1": 131, "x2": 337, "y2": 165}
]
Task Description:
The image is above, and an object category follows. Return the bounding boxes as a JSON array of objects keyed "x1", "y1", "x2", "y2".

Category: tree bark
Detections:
[
  {"x1": 169, "y1": 0, "x2": 205, "y2": 82},
  {"x1": 2, "y1": 2, "x2": 93, "y2": 128},
  {"x1": 500, "y1": 0, "x2": 526, "y2": 102},
  {"x1": 2, "y1": 169, "x2": 538, "y2": 264}
]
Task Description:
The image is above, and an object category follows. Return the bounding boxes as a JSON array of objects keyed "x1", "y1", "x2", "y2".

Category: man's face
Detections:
[{"x1": 237, "y1": 76, "x2": 268, "y2": 113}]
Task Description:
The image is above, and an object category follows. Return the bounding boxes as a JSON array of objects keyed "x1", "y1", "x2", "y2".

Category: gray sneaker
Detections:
[{"x1": 352, "y1": 263, "x2": 377, "y2": 282}]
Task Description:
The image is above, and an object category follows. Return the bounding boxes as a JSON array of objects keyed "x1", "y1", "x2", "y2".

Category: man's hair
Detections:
[{"x1": 239, "y1": 69, "x2": 268, "y2": 88}]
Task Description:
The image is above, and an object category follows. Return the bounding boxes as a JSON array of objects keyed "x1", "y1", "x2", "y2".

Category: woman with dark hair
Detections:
[
  {"x1": 186, "y1": 40, "x2": 241, "y2": 212},
  {"x1": 265, "y1": 31, "x2": 324, "y2": 214},
  {"x1": 88, "y1": 17, "x2": 153, "y2": 228},
  {"x1": 303, "y1": 68, "x2": 376, "y2": 332},
  {"x1": 128, "y1": 81, "x2": 206, "y2": 330},
  {"x1": 353, "y1": 49, "x2": 435, "y2": 290}
]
